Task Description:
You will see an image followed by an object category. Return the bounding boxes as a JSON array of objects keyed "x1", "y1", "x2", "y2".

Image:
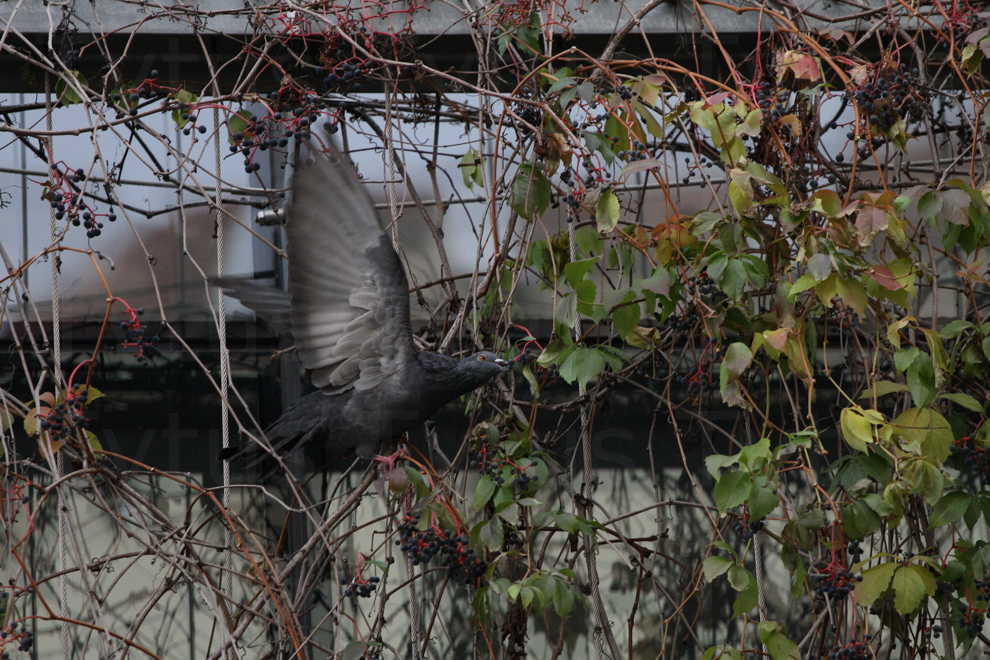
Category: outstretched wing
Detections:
[
  {"x1": 212, "y1": 277, "x2": 293, "y2": 336},
  {"x1": 288, "y1": 154, "x2": 417, "y2": 392}
]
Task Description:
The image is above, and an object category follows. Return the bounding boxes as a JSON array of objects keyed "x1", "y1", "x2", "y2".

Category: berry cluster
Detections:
[
  {"x1": 617, "y1": 139, "x2": 650, "y2": 162},
  {"x1": 954, "y1": 601, "x2": 987, "y2": 639},
  {"x1": 174, "y1": 101, "x2": 208, "y2": 137},
  {"x1": 470, "y1": 439, "x2": 504, "y2": 483},
  {"x1": 810, "y1": 560, "x2": 862, "y2": 601},
  {"x1": 972, "y1": 577, "x2": 990, "y2": 612},
  {"x1": 923, "y1": 624, "x2": 944, "y2": 641},
  {"x1": 120, "y1": 307, "x2": 160, "y2": 363},
  {"x1": 319, "y1": 25, "x2": 381, "y2": 92},
  {"x1": 48, "y1": 183, "x2": 117, "y2": 240},
  {"x1": 511, "y1": 460, "x2": 539, "y2": 488},
  {"x1": 396, "y1": 513, "x2": 486, "y2": 586},
  {"x1": 661, "y1": 310, "x2": 700, "y2": 332},
  {"x1": 318, "y1": 58, "x2": 373, "y2": 92},
  {"x1": 686, "y1": 274, "x2": 719, "y2": 298},
  {"x1": 63, "y1": 48, "x2": 81, "y2": 70},
  {"x1": 605, "y1": 82, "x2": 639, "y2": 103},
  {"x1": 955, "y1": 436, "x2": 990, "y2": 486},
  {"x1": 0, "y1": 619, "x2": 34, "y2": 656},
  {"x1": 470, "y1": 439, "x2": 539, "y2": 490},
  {"x1": 681, "y1": 371, "x2": 715, "y2": 395},
  {"x1": 755, "y1": 82, "x2": 790, "y2": 125},
  {"x1": 679, "y1": 155, "x2": 717, "y2": 185},
  {"x1": 938, "y1": 5, "x2": 989, "y2": 44},
  {"x1": 111, "y1": 74, "x2": 166, "y2": 118},
  {"x1": 828, "y1": 639, "x2": 871, "y2": 660},
  {"x1": 39, "y1": 386, "x2": 91, "y2": 441},
  {"x1": 937, "y1": 579, "x2": 956, "y2": 596},
  {"x1": 793, "y1": 162, "x2": 835, "y2": 193},
  {"x1": 514, "y1": 88, "x2": 543, "y2": 128},
  {"x1": 731, "y1": 515, "x2": 765, "y2": 540},
  {"x1": 339, "y1": 575, "x2": 380, "y2": 598},
  {"x1": 846, "y1": 66, "x2": 925, "y2": 134},
  {"x1": 229, "y1": 93, "x2": 335, "y2": 173}
]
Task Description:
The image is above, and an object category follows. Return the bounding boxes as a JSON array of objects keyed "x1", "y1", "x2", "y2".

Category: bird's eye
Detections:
[{"x1": 478, "y1": 354, "x2": 487, "y2": 362}]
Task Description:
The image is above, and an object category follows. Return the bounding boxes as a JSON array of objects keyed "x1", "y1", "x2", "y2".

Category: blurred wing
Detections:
[
  {"x1": 213, "y1": 277, "x2": 293, "y2": 336},
  {"x1": 288, "y1": 154, "x2": 416, "y2": 392}
]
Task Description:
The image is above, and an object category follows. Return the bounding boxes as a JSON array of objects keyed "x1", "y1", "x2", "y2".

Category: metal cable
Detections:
[
  {"x1": 214, "y1": 108, "x2": 234, "y2": 608},
  {"x1": 45, "y1": 71, "x2": 71, "y2": 660},
  {"x1": 745, "y1": 414, "x2": 768, "y2": 653}
]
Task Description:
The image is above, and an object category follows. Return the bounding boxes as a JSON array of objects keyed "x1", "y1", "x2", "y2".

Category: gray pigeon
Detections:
[{"x1": 217, "y1": 153, "x2": 506, "y2": 467}]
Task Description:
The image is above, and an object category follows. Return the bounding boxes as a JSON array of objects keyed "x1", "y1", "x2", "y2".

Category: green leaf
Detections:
[
  {"x1": 905, "y1": 354, "x2": 936, "y2": 408},
  {"x1": 748, "y1": 478, "x2": 779, "y2": 520},
  {"x1": 552, "y1": 580, "x2": 575, "y2": 617},
  {"x1": 720, "y1": 259, "x2": 746, "y2": 300},
  {"x1": 555, "y1": 293, "x2": 578, "y2": 329},
  {"x1": 855, "y1": 562, "x2": 897, "y2": 607},
  {"x1": 859, "y1": 381, "x2": 909, "y2": 399},
  {"x1": 575, "y1": 226, "x2": 603, "y2": 255},
  {"x1": 479, "y1": 517, "x2": 504, "y2": 551},
  {"x1": 918, "y1": 460, "x2": 944, "y2": 505},
  {"x1": 892, "y1": 407, "x2": 953, "y2": 462},
  {"x1": 940, "y1": 319, "x2": 974, "y2": 339},
  {"x1": 56, "y1": 70, "x2": 88, "y2": 106},
  {"x1": 511, "y1": 163, "x2": 551, "y2": 221},
  {"x1": 85, "y1": 430, "x2": 103, "y2": 453},
  {"x1": 225, "y1": 109, "x2": 252, "y2": 143},
  {"x1": 729, "y1": 567, "x2": 758, "y2": 617},
  {"x1": 611, "y1": 291, "x2": 640, "y2": 339},
  {"x1": 758, "y1": 621, "x2": 800, "y2": 660},
  {"x1": 564, "y1": 257, "x2": 599, "y2": 288},
  {"x1": 892, "y1": 564, "x2": 933, "y2": 614},
  {"x1": 789, "y1": 274, "x2": 817, "y2": 296},
  {"x1": 721, "y1": 343, "x2": 752, "y2": 384},
  {"x1": 840, "y1": 407, "x2": 882, "y2": 453},
  {"x1": 340, "y1": 642, "x2": 371, "y2": 660},
  {"x1": 537, "y1": 337, "x2": 571, "y2": 367},
  {"x1": 405, "y1": 466, "x2": 432, "y2": 499},
  {"x1": 929, "y1": 491, "x2": 971, "y2": 528},
  {"x1": 475, "y1": 476, "x2": 497, "y2": 511},
  {"x1": 460, "y1": 148, "x2": 484, "y2": 189},
  {"x1": 546, "y1": 76, "x2": 576, "y2": 94},
  {"x1": 595, "y1": 189, "x2": 620, "y2": 232},
  {"x1": 893, "y1": 347, "x2": 920, "y2": 374},
  {"x1": 841, "y1": 498, "x2": 882, "y2": 540},
  {"x1": 558, "y1": 347, "x2": 605, "y2": 385},
  {"x1": 704, "y1": 555, "x2": 734, "y2": 582},
  {"x1": 835, "y1": 276, "x2": 868, "y2": 314},
  {"x1": 936, "y1": 392, "x2": 985, "y2": 413},
  {"x1": 728, "y1": 170, "x2": 755, "y2": 216},
  {"x1": 807, "y1": 253, "x2": 832, "y2": 281},
  {"x1": 705, "y1": 453, "x2": 738, "y2": 479},
  {"x1": 604, "y1": 112, "x2": 631, "y2": 154},
  {"x1": 584, "y1": 132, "x2": 616, "y2": 165},
  {"x1": 714, "y1": 471, "x2": 752, "y2": 514}
]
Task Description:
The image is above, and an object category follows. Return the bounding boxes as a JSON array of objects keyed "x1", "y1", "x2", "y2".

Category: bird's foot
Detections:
[{"x1": 372, "y1": 448, "x2": 408, "y2": 473}]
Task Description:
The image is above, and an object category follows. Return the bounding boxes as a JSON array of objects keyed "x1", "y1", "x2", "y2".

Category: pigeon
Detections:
[{"x1": 217, "y1": 152, "x2": 507, "y2": 469}]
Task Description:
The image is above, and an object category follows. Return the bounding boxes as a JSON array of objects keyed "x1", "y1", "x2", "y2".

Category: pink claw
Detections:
[{"x1": 372, "y1": 448, "x2": 408, "y2": 472}]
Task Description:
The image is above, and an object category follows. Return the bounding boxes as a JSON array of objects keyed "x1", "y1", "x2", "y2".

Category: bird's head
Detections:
[{"x1": 454, "y1": 351, "x2": 508, "y2": 387}]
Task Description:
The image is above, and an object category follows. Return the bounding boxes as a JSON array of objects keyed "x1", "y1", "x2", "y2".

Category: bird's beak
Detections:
[{"x1": 495, "y1": 358, "x2": 508, "y2": 370}]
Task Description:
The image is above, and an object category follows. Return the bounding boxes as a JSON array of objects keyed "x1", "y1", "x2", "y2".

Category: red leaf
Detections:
[
  {"x1": 870, "y1": 265, "x2": 901, "y2": 291},
  {"x1": 705, "y1": 91, "x2": 731, "y2": 106}
]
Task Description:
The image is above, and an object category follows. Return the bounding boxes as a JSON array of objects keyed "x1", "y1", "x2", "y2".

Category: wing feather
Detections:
[{"x1": 287, "y1": 154, "x2": 417, "y2": 392}]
